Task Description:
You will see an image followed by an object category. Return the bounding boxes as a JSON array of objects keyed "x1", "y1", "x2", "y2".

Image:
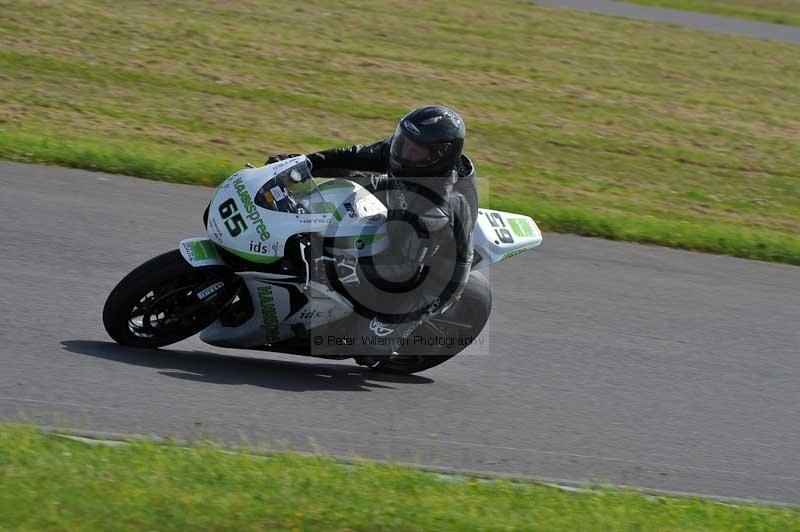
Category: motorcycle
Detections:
[{"x1": 103, "y1": 156, "x2": 542, "y2": 374}]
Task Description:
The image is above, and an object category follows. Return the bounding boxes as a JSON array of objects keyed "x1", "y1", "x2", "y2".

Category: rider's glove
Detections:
[
  {"x1": 265, "y1": 153, "x2": 302, "y2": 165},
  {"x1": 305, "y1": 151, "x2": 325, "y2": 170},
  {"x1": 265, "y1": 152, "x2": 325, "y2": 172}
]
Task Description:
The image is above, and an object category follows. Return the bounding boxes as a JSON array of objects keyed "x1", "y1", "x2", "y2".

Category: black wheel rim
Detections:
[{"x1": 127, "y1": 273, "x2": 219, "y2": 340}]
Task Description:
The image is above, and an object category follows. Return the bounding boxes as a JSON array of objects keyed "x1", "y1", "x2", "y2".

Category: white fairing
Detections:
[
  {"x1": 200, "y1": 272, "x2": 293, "y2": 348},
  {"x1": 471, "y1": 209, "x2": 542, "y2": 271},
  {"x1": 194, "y1": 158, "x2": 542, "y2": 350},
  {"x1": 200, "y1": 272, "x2": 353, "y2": 349},
  {"x1": 205, "y1": 156, "x2": 389, "y2": 264}
]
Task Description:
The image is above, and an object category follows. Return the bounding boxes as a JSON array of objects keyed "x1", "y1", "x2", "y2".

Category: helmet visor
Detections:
[{"x1": 390, "y1": 126, "x2": 454, "y2": 169}]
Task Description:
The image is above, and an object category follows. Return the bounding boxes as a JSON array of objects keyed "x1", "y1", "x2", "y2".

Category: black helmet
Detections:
[{"x1": 389, "y1": 105, "x2": 465, "y2": 178}]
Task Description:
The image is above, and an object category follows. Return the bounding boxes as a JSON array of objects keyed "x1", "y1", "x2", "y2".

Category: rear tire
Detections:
[
  {"x1": 103, "y1": 250, "x2": 229, "y2": 348},
  {"x1": 370, "y1": 270, "x2": 492, "y2": 374}
]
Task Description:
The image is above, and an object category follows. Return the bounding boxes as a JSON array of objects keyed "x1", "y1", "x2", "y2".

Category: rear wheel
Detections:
[
  {"x1": 103, "y1": 250, "x2": 233, "y2": 348},
  {"x1": 370, "y1": 271, "x2": 492, "y2": 374}
]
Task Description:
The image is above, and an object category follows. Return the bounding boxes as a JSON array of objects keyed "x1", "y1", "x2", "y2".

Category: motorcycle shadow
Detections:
[{"x1": 61, "y1": 340, "x2": 434, "y2": 392}]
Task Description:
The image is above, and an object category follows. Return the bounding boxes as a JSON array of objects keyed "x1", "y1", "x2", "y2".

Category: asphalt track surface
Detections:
[
  {"x1": 1, "y1": 162, "x2": 799, "y2": 503},
  {"x1": 535, "y1": 0, "x2": 800, "y2": 43}
]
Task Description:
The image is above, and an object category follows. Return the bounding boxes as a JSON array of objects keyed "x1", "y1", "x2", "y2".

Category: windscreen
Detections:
[{"x1": 254, "y1": 159, "x2": 328, "y2": 214}]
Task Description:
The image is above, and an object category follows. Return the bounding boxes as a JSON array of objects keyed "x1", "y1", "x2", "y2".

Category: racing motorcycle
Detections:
[{"x1": 103, "y1": 156, "x2": 542, "y2": 374}]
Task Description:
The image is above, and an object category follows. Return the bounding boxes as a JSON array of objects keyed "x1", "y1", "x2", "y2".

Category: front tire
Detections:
[
  {"x1": 103, "y1": 250, "x2": 230, "y2": 348},
  {"x1": 370, "y1": 270, "x2": 492, "y2": 374}
]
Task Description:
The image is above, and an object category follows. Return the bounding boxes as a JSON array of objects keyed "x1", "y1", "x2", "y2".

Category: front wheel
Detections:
[
  {"x1": 370, "y1": 270, "x2": 492, "y2": 374},
  {"x1": 103, "y1": 250, "x2": 233, "y2": 348}
]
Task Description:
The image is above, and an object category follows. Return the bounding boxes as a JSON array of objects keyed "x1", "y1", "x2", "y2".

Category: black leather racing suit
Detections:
[
  {"x1": 308, "y1": 139, "x2": 478, "y2": 221},
  {"x1": 307, "y1": 138, "x2": 478, "y2": 355}
]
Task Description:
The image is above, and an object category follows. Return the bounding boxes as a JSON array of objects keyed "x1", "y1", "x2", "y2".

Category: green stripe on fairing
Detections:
[
  {"x1": 509, "y1": 218, "x2": 534, "y2": 238},
  {"x1": 188, "y1": 239, "x2": 220, "y2": 261},
  {"x1": 311, "y1": 201, "x2": 343, "y2": 221},
  {"x1": 188, "y1": 241, "x2": 207, "y2": 260},
  {"x1": 200, "y1": 240, "x2": 218, "y2": 258},
  {"x1": 501, "y1": 243, "x2": 538, "y2": 260},
  {"x1": 508, "y1": 218, "x2": 523, "y2": 237},
  {"x1": 220, "y1": 245, "x2": 282, "y2": 264}
]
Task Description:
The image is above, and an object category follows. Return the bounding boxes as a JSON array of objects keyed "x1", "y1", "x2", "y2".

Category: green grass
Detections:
[
  {"x1": 1, "y1": 0, "x2": 799, "y2": 264},
  {"x1": 1, "y1": 426, "x2": 798, "y2": 530},
  {"x1": 626, "y1": 0, "x2": 800, "y2": 26}
]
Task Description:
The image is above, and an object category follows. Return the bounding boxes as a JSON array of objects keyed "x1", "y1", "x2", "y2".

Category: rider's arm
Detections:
[{"x1": 306, "y1": 139, "x2": 389, "y2": 173}]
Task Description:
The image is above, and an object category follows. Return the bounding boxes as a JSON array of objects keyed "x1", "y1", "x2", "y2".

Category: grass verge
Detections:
[
  {"x1": 625, "y1": 0, "x2": 800, "y2": 26},
  {"x1": 1, "y1": 0, "x2": 799, "y2": 264},
  {"x1": 1, "y1": 425, "x2": 799, "y2": 530}
]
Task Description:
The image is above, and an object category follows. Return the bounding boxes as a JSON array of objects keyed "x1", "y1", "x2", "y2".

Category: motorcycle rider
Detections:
[{"x1": 268, "y1": 104, "x2": 478, "y2": 362}]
